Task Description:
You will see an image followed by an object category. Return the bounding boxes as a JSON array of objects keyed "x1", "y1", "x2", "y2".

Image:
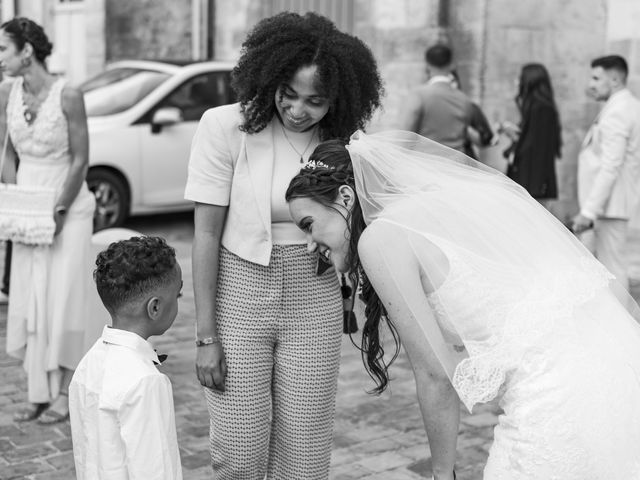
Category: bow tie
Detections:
[{"x1": 154, "y1": 350, "x2": 168, "y2": 365}]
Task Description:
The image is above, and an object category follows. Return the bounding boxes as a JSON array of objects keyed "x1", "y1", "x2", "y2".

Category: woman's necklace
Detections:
[
  {"x1": 280, "y1": 122, "x2": 318, "y2": 163},
  {"x1": 22, "y1": 79, "x2": 54, "y2": 124}
]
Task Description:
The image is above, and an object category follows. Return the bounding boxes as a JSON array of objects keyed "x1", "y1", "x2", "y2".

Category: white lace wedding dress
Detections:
[
  {"x1": 6, "y1": 77, "x2": 95, "y2": 403},
  {"x1": 423, "y1": 233, "x2": 640, "y2": 479},
  {"x1": 363, "y1": 221, "x2": 640, "y2": 479},
  {"x1": 348, "y1": 130, "x2": 640, "y2": 479}
]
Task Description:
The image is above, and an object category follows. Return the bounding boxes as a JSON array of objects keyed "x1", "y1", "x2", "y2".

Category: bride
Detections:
[{"x1": 285, "y1": 131, "x2": 640, "y2": 479}]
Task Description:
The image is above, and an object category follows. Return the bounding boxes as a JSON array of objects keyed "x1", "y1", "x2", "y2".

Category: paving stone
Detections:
[
  {"x1": 396, "y1": 443, "x2": 430, "y2": 462},
  {"x1": 0, "y1": 460, "x2": 53, "y2": 479},
  {"x1": 0, "y1": 384, "x2": 20, "y2": 396},
  {"x1": 51, "y1": 437, "x2": 73, "y2": 453},
  {"x1": 3, "y1": 443, "x2": 58, "y2": 463},
  {"x1": 178, "y1": 423, "x2": 209, "y2": 438},
  {"x1": 460, "y1": 411, "x2": 500, "y2": 428},
  {"x1": 30, "y1": 467, "x2": 76, "y2": 480},
  {"x1": 330, "y1": 462, "x2": 376, "y2": 479},
  {"x1": 0, "y1": 438, "x2": 13, "y2": 453},
  {"x1": 181, "y1": 450, "x2": 212, "y2": 470},
  {"x1": 7, "y1": 425, "x2": 64, "y2": 447},
  {"x1": 354, "y1": 451, "x2": 413, "y2": 473},
  {"x1": 0, "y1": 216, "x2": 637, "y2": 479},
  {"x1": 407, "y1": 456, "x2": 433, "y2": 477},
  {"x1": 361, "y1": 467, "x2": 425, "y2": 479},
  {"x1": 44, "y1": 451, "x2": 75, "y2": 470},
  {"x1": 0, "y1": 425, "x2": 22, "y2": 438}
]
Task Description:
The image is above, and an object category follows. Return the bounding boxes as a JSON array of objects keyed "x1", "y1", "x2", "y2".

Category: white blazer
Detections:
[
  {"x1": 184, "y1": 103, "x2": 277, "y2": 266},
  {"x1": 578, "y1": 88, "x2": 640, "y2": 220}
]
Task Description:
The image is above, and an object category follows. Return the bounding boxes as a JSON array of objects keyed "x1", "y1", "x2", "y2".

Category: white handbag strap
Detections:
[{"x1": 0, "y1": 124, "x2": 8, "y2": 185}]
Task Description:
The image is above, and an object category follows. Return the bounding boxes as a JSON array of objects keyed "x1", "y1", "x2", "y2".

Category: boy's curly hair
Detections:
[
  {"x1": 232, "y1": 12, "x2": 383, "y2": 140},
  {"x1": 94, "y1": 236, "x2": 177, "y2": 313}
]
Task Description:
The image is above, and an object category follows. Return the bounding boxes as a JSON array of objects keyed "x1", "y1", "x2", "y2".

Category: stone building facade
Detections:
[
  {"x1": 2, "y1": 0, "x2": 633, "y2": 221},
  {"x1": 213, "y1": 0, "x2": 614, "y2": 220}
]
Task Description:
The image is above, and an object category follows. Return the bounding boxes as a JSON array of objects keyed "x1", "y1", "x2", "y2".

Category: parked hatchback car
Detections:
[{"x1": 80, "y1": 60, "x2": 236, "y2": 230}]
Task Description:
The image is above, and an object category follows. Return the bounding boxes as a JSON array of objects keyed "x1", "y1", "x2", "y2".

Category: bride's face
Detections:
[{"x1": 289, "y1": 192, "x2": 353, "y2": 273}]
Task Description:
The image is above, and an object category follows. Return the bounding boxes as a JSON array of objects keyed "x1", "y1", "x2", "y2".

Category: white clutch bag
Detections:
[{"x1": 0, "y1": 128, "x2": 56, "y2": 246}]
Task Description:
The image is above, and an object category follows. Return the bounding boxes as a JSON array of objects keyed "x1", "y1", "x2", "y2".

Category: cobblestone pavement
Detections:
[{"x1": 1, "y1": 212, "x2": 639, "y2": 480}]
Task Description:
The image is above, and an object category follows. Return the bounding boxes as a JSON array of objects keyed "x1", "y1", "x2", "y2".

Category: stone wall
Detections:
[
  {"x1": 15, "y1": 0, "x2": 105, "y2": 83},
  {"x1": 607, "y1": 0, "x2": 640, "y2": 95},
  {"x1": 213, "y1": 0, "x2": 442, "y2": 129},
  {"x1": 212, "y1": 0, "x2": 611, "y2": 221},
  {"x1": 84, "y1": 0, "x2": 106, "y2": 79},
  {"x1": 352, "y1": 0, "x2": 441, "y2": 130},
  {"x1": 105, "y1": 0, "x2": 192, "y2": 62},
  {"x1": 450, "y1": 0, "x2": 608, "y2": 221}
]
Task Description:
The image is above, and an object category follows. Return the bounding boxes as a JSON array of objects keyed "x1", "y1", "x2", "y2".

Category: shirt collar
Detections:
[
  {"x1": 427, "y1": 75, "x2": 453, "y2": 86},
  {"x1": 608, "y1": 87, "x2": 628, "y2": 102},
  {"x1": 101, "y1": 325, "x2": 160, "y2": 365}
]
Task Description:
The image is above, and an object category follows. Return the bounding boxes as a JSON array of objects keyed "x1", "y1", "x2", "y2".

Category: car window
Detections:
[
  {"x1": 80, "y1": 68, "x2": 170, "y2": 117},
  {"x1": 154, "y1": 72, "x2": 236, "y2": 122}
]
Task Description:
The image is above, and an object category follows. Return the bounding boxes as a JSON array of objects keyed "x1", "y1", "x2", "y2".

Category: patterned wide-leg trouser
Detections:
[{"x1": 205, "y1": 245, "x2": 343, "y2": 480}]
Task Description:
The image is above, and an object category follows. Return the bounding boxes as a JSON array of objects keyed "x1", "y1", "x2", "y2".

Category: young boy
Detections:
[{"x1": 69, "y1": 236, "x2": 183, "y2": 480}]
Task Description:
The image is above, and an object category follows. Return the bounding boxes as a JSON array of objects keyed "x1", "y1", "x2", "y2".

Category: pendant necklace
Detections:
[
  {"x1": 22, "y1": 80, "x2": 52, "y2": 125},
  {"x1": 281, "y1": 122, "x2": 317, "y2": 163}
]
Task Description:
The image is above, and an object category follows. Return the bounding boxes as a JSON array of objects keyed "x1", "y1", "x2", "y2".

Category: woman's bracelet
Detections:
[
  {"x1": 430, "y1": 471, "x2": 456, "y2": 480},
  {"x1": 195, "y1": 336, "x2": 221, "y2": 346}
]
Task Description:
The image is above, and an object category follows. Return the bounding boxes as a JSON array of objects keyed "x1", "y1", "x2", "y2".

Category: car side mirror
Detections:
[{"x1": 151, "y1": 107, "x2": 183, "y2": 134}]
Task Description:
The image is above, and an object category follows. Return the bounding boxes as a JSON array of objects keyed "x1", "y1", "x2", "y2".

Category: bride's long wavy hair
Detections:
[{"x1": 285, "y1": 139, "x2": 400, "y2": 394}]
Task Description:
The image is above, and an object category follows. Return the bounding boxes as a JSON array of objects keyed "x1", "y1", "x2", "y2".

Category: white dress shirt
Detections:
[{"x1": 69, "y1": 326, "x2": 183, "y2": 480}]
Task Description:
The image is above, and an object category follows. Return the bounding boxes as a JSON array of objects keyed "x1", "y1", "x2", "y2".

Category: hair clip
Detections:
[{"x1": 303, "y1": 159, "x2": 334, "y2": 170}]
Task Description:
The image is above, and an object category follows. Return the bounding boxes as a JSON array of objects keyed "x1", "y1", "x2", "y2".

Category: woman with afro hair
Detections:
[{"x1": 184, "y1": 12, "x2": 383, "y2": 479}]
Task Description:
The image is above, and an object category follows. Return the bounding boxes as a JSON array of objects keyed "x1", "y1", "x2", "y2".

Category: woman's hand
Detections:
[
  {"x1": 498, "y1": 120, "x2": 521, "y2": 142},
  {"x1": 196, "y1": 342, "x2": 227, "y2": 392},
  {"x1": 53, "y1": 209, "x2": 67, "y2": 236}
]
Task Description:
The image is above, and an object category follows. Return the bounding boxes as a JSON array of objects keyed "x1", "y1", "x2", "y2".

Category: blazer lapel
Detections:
[
  {"x1": 244, "y1": 122, "x2": 274, "y2": 231},
  {"x1": 582, "y1": 123, "x2": 595, "y2": 148}
]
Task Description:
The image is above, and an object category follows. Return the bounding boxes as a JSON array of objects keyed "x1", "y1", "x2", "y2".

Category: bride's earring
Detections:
[{"x1": 21, "y1": 57, "x2": 31, "y2": 67}]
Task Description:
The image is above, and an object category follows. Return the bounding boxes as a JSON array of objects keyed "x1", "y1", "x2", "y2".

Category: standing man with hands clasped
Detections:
[
  {"x1": 572, "y1": 55, "x2": 640, "y2": 291},
  {"x1": 402, "y1": 44, "x2": 476, "y2": 153}
]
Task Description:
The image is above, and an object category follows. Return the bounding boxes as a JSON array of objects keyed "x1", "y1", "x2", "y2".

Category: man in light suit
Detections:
[
  {"x1": 402, "y1": 44, "x2": 476, "y2": 152},
  {"x1": 572, "y1": 55, "x2": 640, "y2": 290}
]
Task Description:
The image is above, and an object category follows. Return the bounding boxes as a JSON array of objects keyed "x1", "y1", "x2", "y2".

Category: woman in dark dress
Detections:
[{"x1": 502, "y1": 63, "x2": 562, "y2": 201}]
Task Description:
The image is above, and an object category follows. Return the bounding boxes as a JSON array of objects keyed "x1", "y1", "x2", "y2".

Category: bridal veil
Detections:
[{"x1": 346, "y1": 130, "x2": 640, "y2": 411}]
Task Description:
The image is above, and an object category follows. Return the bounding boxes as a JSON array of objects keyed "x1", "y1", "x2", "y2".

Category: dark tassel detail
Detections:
[
  {"x1": 316, "y1": 257, "x2": 332, "y2": 276},
  {"x1": 341, "y1": 274, "x2": 358, "y2": 334},
  {"x1": 343, "y1": 310, "x2": 358, "y2": 334}
]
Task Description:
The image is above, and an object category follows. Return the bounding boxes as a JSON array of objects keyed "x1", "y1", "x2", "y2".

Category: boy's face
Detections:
[{"x1": 151, "y1": 263, "x2": 183, "y2": 336}]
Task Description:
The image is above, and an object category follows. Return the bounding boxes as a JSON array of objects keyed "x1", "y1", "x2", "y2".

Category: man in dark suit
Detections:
[{"x1": 402, "y1": 44, "x2": 475, "y2": 152}]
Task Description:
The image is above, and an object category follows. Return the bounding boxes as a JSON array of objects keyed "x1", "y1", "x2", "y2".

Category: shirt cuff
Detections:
[{"x1": 580, "y1": 208, "x2": 597, "y2": 221}]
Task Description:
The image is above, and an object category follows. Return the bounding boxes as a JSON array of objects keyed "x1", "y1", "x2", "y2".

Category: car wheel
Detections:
[{"x1": 86, "y1": 168, "x2": 130, "y2": 231}]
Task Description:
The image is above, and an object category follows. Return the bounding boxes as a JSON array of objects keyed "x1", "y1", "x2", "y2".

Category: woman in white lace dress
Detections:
[
  {"x1": 0, "y1": 18, "x2": 95, "y2": 424},
  {"x1": 286, "y1": 132, "x2": 640, "y2": 480}
]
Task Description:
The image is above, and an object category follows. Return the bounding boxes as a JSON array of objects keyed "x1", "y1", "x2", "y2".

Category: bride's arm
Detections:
[{"x1": 358, "y1": 223, "x2": 459, "y2": 480}]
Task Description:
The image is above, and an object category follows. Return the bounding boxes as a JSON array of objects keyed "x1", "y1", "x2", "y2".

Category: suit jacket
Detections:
[
  {"x1": 578, "y1": 88, "x2": 640, "y2": 220},
  {"x1": 184, "y1": 103, "x2": 277, "y2": 266},
  {"x1": 403, "y1": 78, "x2": 474, "y2": 152}
]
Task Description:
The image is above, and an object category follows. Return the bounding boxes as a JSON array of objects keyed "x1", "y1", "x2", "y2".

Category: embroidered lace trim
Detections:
[{"x1": 447, "y1": 258, "x2": 614, "y2": 412}]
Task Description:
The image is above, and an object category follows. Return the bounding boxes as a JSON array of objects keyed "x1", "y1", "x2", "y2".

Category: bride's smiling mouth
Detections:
[{"x1": 319, "y1": 249, "x2": 331, "y2": 262}]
